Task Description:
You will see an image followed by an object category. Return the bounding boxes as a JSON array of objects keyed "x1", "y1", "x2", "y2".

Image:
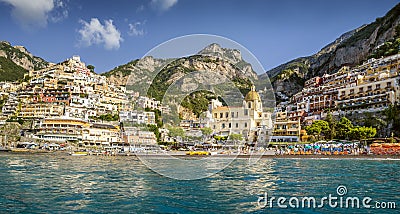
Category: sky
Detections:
[{"x1": 0, "y1": 0, "x2": 399, "y2": 74}]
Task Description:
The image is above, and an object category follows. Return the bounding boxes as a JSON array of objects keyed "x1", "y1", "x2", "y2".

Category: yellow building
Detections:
[
  {"x1": 271, "y1": 111, "x2": 301, "y2": 142},
  {"x1": 337, "y1": 59, "x2": 400, "y2": 112},
  {"x1": 82, "y1": 123, "x2": 121, "y2": 147},
  {"x1": 35, "y1": 117, "x2": 87, "y2": 142},
  {"x1": 19, "y1": 103, "x2": 64, "y2": 119}
]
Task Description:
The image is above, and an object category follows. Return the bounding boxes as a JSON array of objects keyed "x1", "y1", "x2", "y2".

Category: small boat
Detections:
[
  {"x1": 210, "y1": 151, "x2": 219, "y2": 156},
  {"x1": 0, "y1": 147, "x2": 11, "y2": 152},
  {"x1": 186, "y1": 151, "x2": 211, "y2": 156},
  {"x1": 70, "y1": 151, "x2": 88, "y2": 156},
  {"x1": 11, "y1": 148, "x2": 30, "y2": 153}
]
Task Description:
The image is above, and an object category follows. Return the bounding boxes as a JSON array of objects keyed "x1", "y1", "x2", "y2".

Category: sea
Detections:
[{"x1": 0, "y1": 153, "x2": 398, "y2": 213}]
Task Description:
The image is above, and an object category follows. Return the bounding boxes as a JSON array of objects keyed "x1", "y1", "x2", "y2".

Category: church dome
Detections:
[{"x1": 245, "y1": 85, "x2": 261, "y2": 101}]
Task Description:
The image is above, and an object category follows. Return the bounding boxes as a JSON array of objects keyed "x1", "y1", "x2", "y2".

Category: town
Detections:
[{"x1": 0, "y1": 52, "x2": 399, "y2": 156}]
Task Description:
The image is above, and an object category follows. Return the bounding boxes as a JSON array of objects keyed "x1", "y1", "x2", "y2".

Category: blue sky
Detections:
[{"x1": 0, "y1": 0, "x2": 398, "y2": 74}]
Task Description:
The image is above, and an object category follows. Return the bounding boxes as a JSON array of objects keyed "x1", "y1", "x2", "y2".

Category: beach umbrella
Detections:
[{"x1": 370, "y1": 143, "x2": 381, "y2": 147}]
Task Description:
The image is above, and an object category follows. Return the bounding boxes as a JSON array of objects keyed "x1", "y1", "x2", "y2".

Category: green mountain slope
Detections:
[{"x1": 0, "y1": 41, "x2": 49, "y2": 81}]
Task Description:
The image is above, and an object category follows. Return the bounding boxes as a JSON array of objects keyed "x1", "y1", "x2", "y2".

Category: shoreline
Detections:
[{"x1": 1, "y1": 150, "x2": 400, "y2": 159}]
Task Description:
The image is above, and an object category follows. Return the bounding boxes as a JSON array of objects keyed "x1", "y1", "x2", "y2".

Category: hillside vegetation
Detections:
[
  {"x1": 0, "y1": 57, "x2": 28, "y2": 81},
  {"x1": 0, "y1": 41, "x2": 49, "y2": 81}
]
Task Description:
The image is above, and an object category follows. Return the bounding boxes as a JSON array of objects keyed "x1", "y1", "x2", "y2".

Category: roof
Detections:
[{"x1": 244, "y1": 85, "x2": 261, "y2": 101}]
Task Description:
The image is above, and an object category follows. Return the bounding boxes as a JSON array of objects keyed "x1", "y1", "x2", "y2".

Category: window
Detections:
[
  {"x1": 244, "y1": 109, "x2": 248, "y2": 116},
  {"x1": 213, "y1": 125, "x2": 216, "y2": 129},
  {"x1": 222, "y1": 123, "x2": 225, "y2": 128},
  {"x1": 214, "y1": 113, "x2": 217, "y2": 118},
  {"x1": 376, "y1": 84, "x2": 380, "y2": 89},
  {"x1": 359, "y1": 87, "x2": 364, "y2": 93},
  {"x1": 244, "y1": 123, "x2": 247, "y2": 128},
  {"x1": 231, "y1": 112, "x2": 235, "y2": 118},
  {"x1": 248, "y1": 102, "x2": 251, "y2": 108},
  {"x1": 236, "y1": 112, "x2": 238, "y2": 117},
  {"x1": 225, "y1": 112, "x2": 229, "y2": 118},
  {"x1": 236, "y1": 123, "x2": 238, "y2": 128},
  {"x1": 258, "y1": 113, "x2": 262, "y2": 118},
  {"x1": 229, "y1": 123, "x2": 231, "y2": 128},
  {"x1": 220, "y1": 113, "x2": 223, "y2": 118}
]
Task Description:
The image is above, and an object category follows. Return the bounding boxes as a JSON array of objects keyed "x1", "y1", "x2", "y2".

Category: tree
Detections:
[
  {"x1": 214, "y1": 135, "x2": 227, "y2": 141},
  {"x1": 98, "y1": 113, "x2": 119, "y2": 121},
  {"x1": 200, "y1": 127, "x2": 213, "y2": 139},
  {"x1": 348, "y1": 126, "x2": 377, "y2": 140},
  {"x1": 87, "y1": 65, "x2": 95, "y2": 73},
  {"x1": 384, "y1": 104, "x2": 399, "y2": 137},
  {"x1": 229, "y1": 133, "x2": 243, "y2": 142},
  {"x1": 363, "y1": 112, "x2": 385, "y2": 134},
  {"x1": 324, "y1": 111, "x2": 336, "y2": 140},
  {"x1": 364, "y1": 126, "x2": 377, "y2": 139},
  {"x1": 147, "y1": 124, "x2": 161, "y2": 143},
  {"x1": 336, "y1": 117, "x2": 353, "y2": 140},
  {"x1": 168, "y1": 126, "x2": 185, "y2": 138},
  {"x1": 305, "y1": 120, "x2": 330, "y2": 140}
]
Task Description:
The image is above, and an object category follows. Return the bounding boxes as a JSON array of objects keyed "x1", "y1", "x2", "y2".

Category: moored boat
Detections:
[
  {"x1": 0, "y1": 147, "x2": 11, "y2": 152},
  {"x1": 70, "y1": 151, "x2": 88, "y2": 156}
]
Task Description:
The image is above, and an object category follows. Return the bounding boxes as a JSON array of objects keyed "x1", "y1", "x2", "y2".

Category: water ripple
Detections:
[{"x1": 0, "y1": 154, "x2": 398, "y2": 213}]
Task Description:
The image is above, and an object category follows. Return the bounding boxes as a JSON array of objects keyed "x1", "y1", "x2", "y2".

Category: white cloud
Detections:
[
  {"x1": 150, "y1": 0, "x2": 178, "y2": 12},
  {"x1": 128, "y1": 21, "x2": 146, "y2": 36},
  {"x1": 49, "y1": 0, "x2": 68, "y2": 23},
  {"x1": 78, "y1": 18, "x2": 123, "y2": 50},
  {"x1": 0, "y1": 0, "x2": 68, "y2": 29}
]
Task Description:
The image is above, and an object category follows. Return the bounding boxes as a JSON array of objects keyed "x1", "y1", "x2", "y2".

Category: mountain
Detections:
[
  {"x1": 102, "y1": 56, "x2": 170, "y2": 87},
  {"x1": 0, "y1": 41, "x2": 49, "y2": 81},
  {"x1": 261, "y1": 3, "x2": 400, "y2": 102},
  {"x1": 198, "y1": 43, "x2": 257, "y2": 76},
  {"x1": 103, "y1": 43, "x2": 258, "y2": 86},
  {"x1": 103, "y1": 43, "x2": 259, "y2": 119}
]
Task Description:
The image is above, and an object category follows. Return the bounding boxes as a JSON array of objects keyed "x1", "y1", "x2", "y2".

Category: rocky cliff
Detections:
[
  {"x1": 0, "y1": 41, "x2": 49, "y2": 81},
  {"x1": 103, "y1": 44, "x2": 259, "y2": 119},
  {"x1": 261, "y1": 3, "x2": 400, "y2": 102}
]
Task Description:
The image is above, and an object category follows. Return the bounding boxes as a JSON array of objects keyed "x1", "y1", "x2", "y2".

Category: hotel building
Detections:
[{"x1": 285, "y1": 54, "x2": 400, "y2": 125}]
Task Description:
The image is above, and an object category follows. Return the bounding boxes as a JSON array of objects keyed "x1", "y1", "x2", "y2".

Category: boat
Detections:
[
  {"x1": 186, "y1": 151, "x2": 210, "y2": 156},
  {"x1": 70, "y1": 151, "x2": 88, "y2": 156},
  {"x1": 11, "y1": 148, "x2": 30, "y2": 153},
  {"x1": 0, "y1": 147, "x2": 11, "y2": 152}
]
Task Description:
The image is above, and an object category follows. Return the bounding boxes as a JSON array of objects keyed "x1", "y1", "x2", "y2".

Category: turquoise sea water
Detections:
[{"x1": 0, "y1": 154, "x2": 398, "y2": 213}]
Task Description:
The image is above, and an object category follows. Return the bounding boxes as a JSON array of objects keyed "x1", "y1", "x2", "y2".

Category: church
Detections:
[{"x1": 208, "y1": 86, "x2": 272, "y2": 144}]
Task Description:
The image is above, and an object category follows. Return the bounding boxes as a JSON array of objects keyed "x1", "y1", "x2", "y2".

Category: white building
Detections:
[
  {"x1": 137, "y1": 96, "x2": 160, "y2": 110},
  {"x1": 119, "y1": 111, "x2": 156, "y2": 125}
]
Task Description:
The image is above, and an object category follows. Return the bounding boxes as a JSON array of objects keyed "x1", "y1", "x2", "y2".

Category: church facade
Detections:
[{"x1": 208, "y1": 86, "x2": 272, "y2": 144}]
